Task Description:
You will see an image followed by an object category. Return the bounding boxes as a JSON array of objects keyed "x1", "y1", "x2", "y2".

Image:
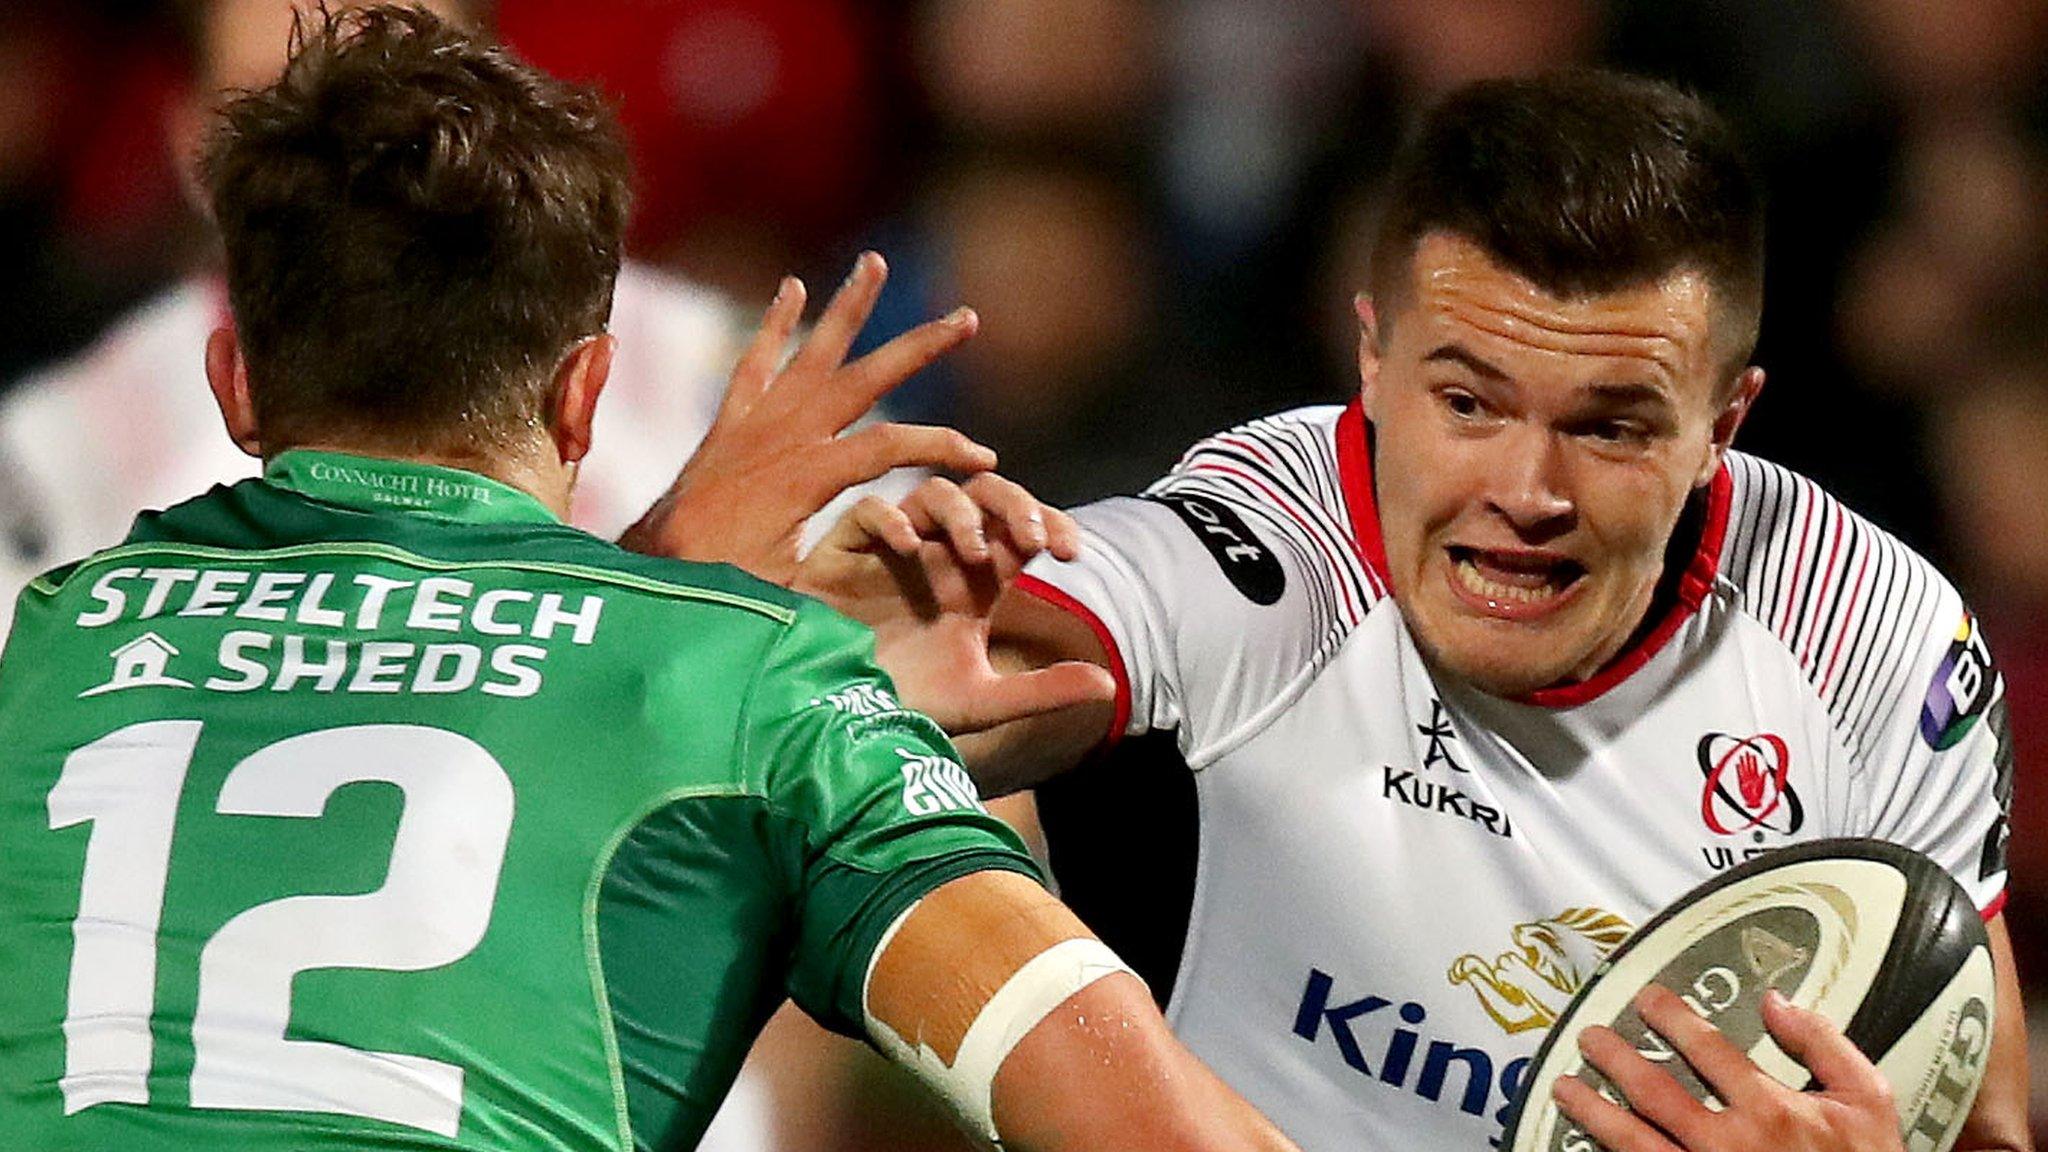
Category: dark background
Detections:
[{"x1": 3, "y1": 0, "x2": 2044, "y2": 1143}]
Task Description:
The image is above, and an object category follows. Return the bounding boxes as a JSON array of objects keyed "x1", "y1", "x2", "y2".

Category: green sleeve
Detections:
[{"x1": 744, "y1": 600, "x2": 1043, "y2": 1036}]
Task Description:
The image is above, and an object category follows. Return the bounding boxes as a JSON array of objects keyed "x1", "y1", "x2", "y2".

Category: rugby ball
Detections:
[{"x1": 1502, "y1": 839, "x2": 1995, "y2": 1152}]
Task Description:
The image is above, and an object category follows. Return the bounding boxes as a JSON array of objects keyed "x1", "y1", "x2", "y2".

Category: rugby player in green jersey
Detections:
[{"x1": 0, "y1": 8, "x2": 1294, "y2": 1151}]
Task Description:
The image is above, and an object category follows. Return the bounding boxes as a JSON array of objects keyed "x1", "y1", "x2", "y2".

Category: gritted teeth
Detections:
[{"x1": 1448, "y1": 546, "x2": 1584, "y2": 606}]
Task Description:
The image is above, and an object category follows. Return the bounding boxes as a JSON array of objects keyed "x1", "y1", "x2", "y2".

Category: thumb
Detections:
[{"x1": 961, "y1": 661, "x2": 1117, "y2": 734}]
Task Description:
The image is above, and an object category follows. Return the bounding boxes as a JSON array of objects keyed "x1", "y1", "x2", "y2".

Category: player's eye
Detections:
[
  {"x1": 1437, "y1": 387, "x2": 1486, "y2": 421},
  {"x1": 1579, "y1": 418, "x2": 1651, "y2": 447}
]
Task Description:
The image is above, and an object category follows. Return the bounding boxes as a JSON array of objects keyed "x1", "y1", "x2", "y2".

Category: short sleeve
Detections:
[
  {"x1": 747, "y1": 600, "x2": 1042, "y2": 1035},
  {"x1": 1020, "y1": 461, "x2": 1379, "y2": 767},
  {"x1": 1858, "y1": 601, "x2": 2014, "y2": 915}
]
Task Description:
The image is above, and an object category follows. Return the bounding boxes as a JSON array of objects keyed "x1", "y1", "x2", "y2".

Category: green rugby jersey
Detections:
[{"x1": 0, "y1": 450, "x2": 1038, "y2": 1151}]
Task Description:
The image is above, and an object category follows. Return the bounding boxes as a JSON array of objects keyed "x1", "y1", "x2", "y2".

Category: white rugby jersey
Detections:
[{"x1": 1021, "y1": 401, "x2": 2013, "y2": 1152}]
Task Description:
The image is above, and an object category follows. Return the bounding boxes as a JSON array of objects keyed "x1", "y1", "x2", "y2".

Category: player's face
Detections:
[{"x1": 1363, "y1": 233, "x2": 1753, "y2": 698}]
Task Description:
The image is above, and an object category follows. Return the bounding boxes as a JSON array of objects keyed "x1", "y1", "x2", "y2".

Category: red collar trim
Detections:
[
  {"x1": 1520, "y1": 464, "x2": 1733, "y2": 708},
  {"x1": 1335, "y1": 397, "x2": 1734, "y2": 710},
  {"x1": 1335, "y1": 399, "x2": 1390, "y2": 585}
]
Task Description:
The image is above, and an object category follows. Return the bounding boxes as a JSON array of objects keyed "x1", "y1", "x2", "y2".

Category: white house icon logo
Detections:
[{"x1": 79, "y1": 632, "x2": 195, "y2": 698}]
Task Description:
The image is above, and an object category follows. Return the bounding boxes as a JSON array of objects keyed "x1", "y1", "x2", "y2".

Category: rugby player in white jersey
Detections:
[{"x1": 798, "y1": 72, "x2": 2031, "y2": 1152}]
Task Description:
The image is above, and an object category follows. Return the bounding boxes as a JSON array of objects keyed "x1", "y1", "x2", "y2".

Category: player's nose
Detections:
[{"x1": 1481, "y1": 425, "x2": 1576, "y2": 539}]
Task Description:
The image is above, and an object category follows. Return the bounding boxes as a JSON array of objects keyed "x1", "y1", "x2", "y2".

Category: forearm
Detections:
[
  {"x1": 991, "y1": 974, "x2": 1297, "y2": 1152},
  {"x1": 865, "y1": 872, "x2": 1298, "y2": 1152}
]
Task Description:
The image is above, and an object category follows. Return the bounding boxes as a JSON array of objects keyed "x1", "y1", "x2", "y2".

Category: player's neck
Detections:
[{"x1": 275, "y1": 438, "x2": 574, "y2": 520}]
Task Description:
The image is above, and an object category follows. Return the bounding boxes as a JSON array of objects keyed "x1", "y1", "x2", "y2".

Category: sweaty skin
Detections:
[
  {"x1": 1364, "y1": 233, "x2": 1758, "y2": 698},
  {"x1": 865, "y1": 872, "x2": 1300, "y2": 1152}
]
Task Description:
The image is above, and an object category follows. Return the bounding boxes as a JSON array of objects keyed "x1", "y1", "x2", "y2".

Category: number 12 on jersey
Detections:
[{"x1": 47, "y1": 719, "x2": 515, "y2": 1137}]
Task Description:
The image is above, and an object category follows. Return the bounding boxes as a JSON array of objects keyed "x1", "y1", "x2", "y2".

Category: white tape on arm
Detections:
[{"x1": 862, "y1": 903, "x2": 1139, "y2": 1144}]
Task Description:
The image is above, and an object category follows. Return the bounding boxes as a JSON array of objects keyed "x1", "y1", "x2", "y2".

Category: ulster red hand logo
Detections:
[{"x1": 1697, "y1": 733, "x2": 1803, "y2": 835}]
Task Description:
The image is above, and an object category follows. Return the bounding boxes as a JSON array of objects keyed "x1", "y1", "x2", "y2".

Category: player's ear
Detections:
[
  {"x1": 548, "y1": 333, "x2": 616, "y2": 465},
  {"x1": 1698, "y1": 366, "x2": 1764, "y2": 487},
  {"x1": 204, "y1": 324, "x2": 262, "y2": 457},
  {"x1": 1356, "y1": 294, "x2": 1383, "y2": 421}
]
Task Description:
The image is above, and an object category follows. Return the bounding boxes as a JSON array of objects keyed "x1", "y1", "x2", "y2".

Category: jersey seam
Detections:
[
  {"x1": 729, "y1": 620, "x2": 990, "y2": 875},
  {"x1": 583, "y1": 783, "x2": 765, "y2": 1152},
  {"x1": 29, "y1": 539, "x2": 796, "y2": 622},
  {"x1": 1173, "y1": 478, "x2": 1371, "y2": 768},
  {"x1": 733, "y1": 614, "x2": 806, "y2": 838},
  {"x1": 1184, "y1": 599, "x2": 1381, "y2": 771}
]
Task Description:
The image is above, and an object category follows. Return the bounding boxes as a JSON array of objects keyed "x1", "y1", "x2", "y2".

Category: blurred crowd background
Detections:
[{"x1": 2, "y1": 0, "x2": 2045, "y2": 1145}]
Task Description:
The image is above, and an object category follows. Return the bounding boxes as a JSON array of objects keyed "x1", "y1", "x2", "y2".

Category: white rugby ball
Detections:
[{"x1": 1502, "y1": 839, "x2": 1995, "y2": 1152}]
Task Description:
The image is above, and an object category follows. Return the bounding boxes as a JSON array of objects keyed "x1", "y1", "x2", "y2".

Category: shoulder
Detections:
[
  {"x1": 117, "y1": 479, "x2": 816, "y2": 628},
  {"x1": 1140, "y1": 403, "x2": 1385, "y2": 629},
  {"x1": 1716, "y1": 451, "x2": 1971, "y2": 754},
  {"x1": 1030, "y1": 404, "x2": 1385, "y2": 757}
]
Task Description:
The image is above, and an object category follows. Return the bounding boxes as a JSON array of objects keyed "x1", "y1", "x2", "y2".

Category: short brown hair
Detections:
[
  {"x1": 200, "y1": 4, "x2": 631, "y2": 453},
  {"x1": 1371, "y1": 71, "x2": 1765, "y2": 375}
]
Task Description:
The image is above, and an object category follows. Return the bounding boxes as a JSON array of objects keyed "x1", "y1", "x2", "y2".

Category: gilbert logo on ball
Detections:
[{"x1": 1501, "y1": 839, "x2": 1994, "y2": 1152}]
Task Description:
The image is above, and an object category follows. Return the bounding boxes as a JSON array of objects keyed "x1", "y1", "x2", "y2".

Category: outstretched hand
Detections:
[
  {"x1": 1553, "y1": 985, "x2": 1903, "y2": 1152},
  {"x1": 619, "y1": 251, "x2": 994, "y2": 584},
  {"x1": 795, "y1": 473, "x2": 1116, "y2": 735}
]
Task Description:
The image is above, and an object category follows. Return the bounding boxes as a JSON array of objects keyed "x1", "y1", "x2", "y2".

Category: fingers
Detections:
[
  {"x1": 1042, "y1": 504, "x2": 1085, "y2": 562},
  {"x1": 1553, "y1": 1072, "x2": 1681, "y2": 1152},
  {"x1": 958, "y1": 661, "x2": 1118, "y2": 735},
  {"x1": 1633, "y1": 983, "x2": 1770, "y2": 1109},
  {"x1": 813, "y1": 468, "x2": 1075, "y2": 594},
  {"x1": 818, "y1": 306, "x2": 979, "y2": 429},
  {"x1": 1762, "y1": 990, "x2": 1890, "y2": 1099},
  {"x1": 787, "y1": 251, "x2": 888, "y2": 381},
  {"x1": 726, "y1": 276, "x2": 807, "y2": 413},
  {"x1": 1575, "y1": 1023, "x2": 1717, "y2": 1148},
  {"x1": 897, "y1": 473, "x2": 1072, "y2": 574},
  {"x1": 903, "y1": 477, "x2": 991, "y2": 563},
  {"x1": 961, "y1": 472, "x2": 1049, "y2": 555},
  {"x1": 817, "y1": 424, "x2": 998, "y2": 493},
  {"x1": 836, "y1": 494, "x2": 921, "y2": 556}
]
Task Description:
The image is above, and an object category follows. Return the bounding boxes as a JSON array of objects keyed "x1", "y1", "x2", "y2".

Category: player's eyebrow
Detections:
[
  {"x1": 1579, "y1": 381, "x2": 1675, "y2": 411},
  {"x1": 1421, "y1": 345, "x2": 1509, "y2": 381}
]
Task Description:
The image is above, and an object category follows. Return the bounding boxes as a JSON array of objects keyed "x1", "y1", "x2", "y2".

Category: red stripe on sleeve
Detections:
[
  {"x1": 1981, "y1": 888, "x2": 2009, "y2": 923},
  {"x1": 1016, "y1": 574, "x2": 1132, "y2": 748}
]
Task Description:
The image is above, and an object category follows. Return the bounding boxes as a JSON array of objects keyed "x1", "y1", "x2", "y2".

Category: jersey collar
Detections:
[
  {"x1": 263, "y1": 449, "x2": 562, "y2": 527},
  {"x1": 1334, "y1": 395, "x2": 1734, "y2": 709}
]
